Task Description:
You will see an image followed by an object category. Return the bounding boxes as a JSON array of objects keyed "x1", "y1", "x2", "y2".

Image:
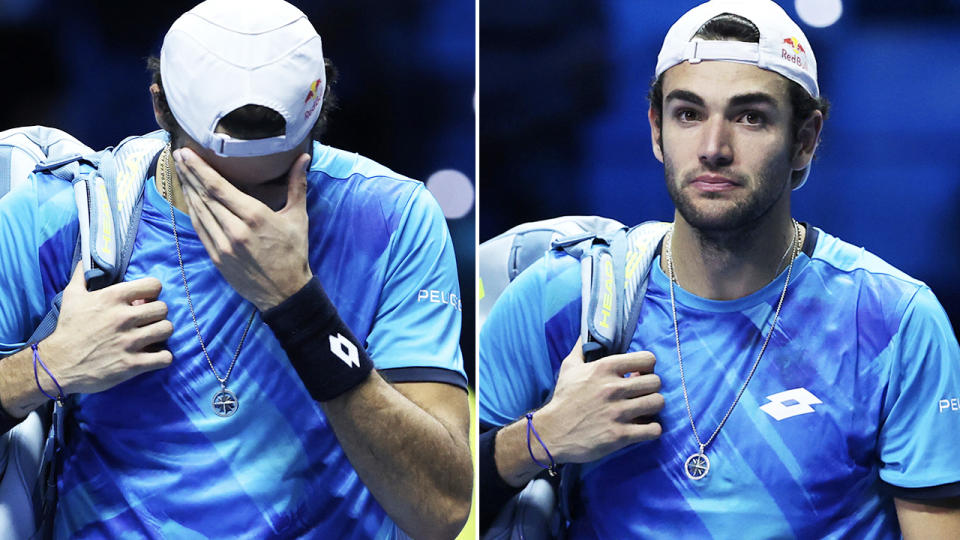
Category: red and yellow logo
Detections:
[
  {"x1": 782, "y1": 37, "x2": 805, "y2": 55},
  {"x1": 303, "y1": 78, "x2": 323, "y2": 104},
  {"x1": 781, "y1": 37, "x2": 807, "y2": 69}
]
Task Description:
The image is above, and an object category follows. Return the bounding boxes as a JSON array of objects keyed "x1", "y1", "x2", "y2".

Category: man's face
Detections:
[{"x1": 650, "y1": 61, "x2": 798, "y2": 232}]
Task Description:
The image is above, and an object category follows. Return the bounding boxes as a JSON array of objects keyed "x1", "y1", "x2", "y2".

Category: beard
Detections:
[{"x1": 663, "y1": 157, "x2": 790, "y2": 234}]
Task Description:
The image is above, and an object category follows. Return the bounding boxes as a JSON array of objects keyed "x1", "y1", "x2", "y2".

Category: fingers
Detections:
[
  {"x1": 618, "y1": 421, "x2": 663, "y2": 444},
  {"x1": 134, "y1": 350, "x2": 174, "y2": 372},
  {"x1": 280, "y1": 153, "x2": 311, "y2": 215},
  {"x1": 130, "y1": 319, "x2": 174, "y2": 351},
  {"x1": 108, "y1": 277, "x2": 163, "y2": 303},
  {"x1": 65, "y1": 262, "x2": 86, "y2": 292},
  {"x1": 617, "y1": 373, "x2": 661, "y2": 399},
  {"x1": 181, "y1": 180, "x2": 235, "y2": 261},
  {"x1": 618, "y1": 392, "x2": 665, "y2": 421},
  {"x1": 127, "y1": 300, "x2": 168, "y2": 328},
  {"x1": 604, "y1": 350, "x2": 656, "y2": 376},
  {"x1": 174, "y1": 148, "x2": 265, "y2": 218}
]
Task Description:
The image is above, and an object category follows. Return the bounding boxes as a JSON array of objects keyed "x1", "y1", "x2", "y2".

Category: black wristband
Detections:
[
  {"x1": 479, "y1": 424, "x2": 525, "y2": 532},
  {"x1": 262, "y1": 277, "x2": 373, "y2": 402}
]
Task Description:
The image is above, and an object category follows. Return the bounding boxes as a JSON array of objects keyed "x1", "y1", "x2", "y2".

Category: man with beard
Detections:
[{"x1": 479, "y1": 0, "x2": 960, "y2": 537}]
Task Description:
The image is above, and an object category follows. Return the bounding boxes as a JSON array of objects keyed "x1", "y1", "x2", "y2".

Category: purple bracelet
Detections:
[
  {"x1": 525, "y1": 412, "x2": 558, "y2": 477},
  {"x1": 32, "y1": 343, "x2": 65, "y2": 405}
]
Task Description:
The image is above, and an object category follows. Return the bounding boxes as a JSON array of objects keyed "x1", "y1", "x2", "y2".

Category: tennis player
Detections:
[
  {"x1": 0, "y1": 1, "x2": 471, "y2": 538},
  {"x1": 479, "y1": 1, "x2": 960, "y2": 537}
]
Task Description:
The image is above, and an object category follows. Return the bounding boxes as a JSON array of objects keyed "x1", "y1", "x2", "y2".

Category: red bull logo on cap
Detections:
[
  {"x1": 303, "y1": 77, "x2": 324, "y2": 118},
  {"x1": 781, "y1": 37, "x2": 808, "y2": 70},
  {"x1": 303, "y1": 78, "x2": 323, "y2": 104},
  {"x1": 783, "y1": 37, "x2": 805, "y2": 55}
]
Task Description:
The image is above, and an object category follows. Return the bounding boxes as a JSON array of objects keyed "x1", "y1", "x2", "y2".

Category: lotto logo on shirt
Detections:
[
  {"x1": 417, "y1": 289, "x2": 462, "y2": 311},
  {"x1": 938, "y1": 397, "x2": 960, "y2": 413}
]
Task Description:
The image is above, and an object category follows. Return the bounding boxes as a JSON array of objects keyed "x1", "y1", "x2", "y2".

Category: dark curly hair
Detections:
[{"x1": 146, "y1": 55, "x2": 338, "y2": 149}]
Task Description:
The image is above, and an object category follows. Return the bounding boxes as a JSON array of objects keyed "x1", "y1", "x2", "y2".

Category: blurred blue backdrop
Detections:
[
  {"x1": 480, "y1": 0, "x2": 960, "y2": 336},
  {"x1": 0, "y1": 0, "x2": 476, "y2": 385}
]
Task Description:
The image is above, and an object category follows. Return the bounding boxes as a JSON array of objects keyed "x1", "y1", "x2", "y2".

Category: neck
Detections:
[
  {"x1": 156, "y1": 147, "x2": 190, "y2": 215},
  {"x1": 662, "y1": 209, "x2": 803, "y2": 301}
]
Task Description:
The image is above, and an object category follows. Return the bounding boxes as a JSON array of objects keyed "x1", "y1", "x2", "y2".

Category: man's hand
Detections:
[
  {"x1": 0, "y1": 265, "x2": 173, "y2": 416},
  {"x1": 494, "y1": 339, "x2": 664, "y2": 487},
  {"x1": 535, "y1": 339, "x2": 664, "y2": 463},
  {"x1": 174, "y1": 148, "x2": 313, "y2": 311}
]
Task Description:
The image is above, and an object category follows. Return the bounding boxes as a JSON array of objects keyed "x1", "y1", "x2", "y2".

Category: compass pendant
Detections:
[
  {"x1": 684, "y1": 451, "x2": 710, "y2": 480},
  {"x1": 212, "y1": 388, "x2": 239, "y2": 417}
]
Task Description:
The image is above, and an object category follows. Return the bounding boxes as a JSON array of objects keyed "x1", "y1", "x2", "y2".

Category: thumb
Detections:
[
  {"x1": 280, "y1": 153, "x2": 311, "y2": 215},
  {"x1": 65, "y1": 262, "x2": 87, "y2": 293},
  {"x1": 560, "y1": 337, "x2": 585, "y2": 371}
]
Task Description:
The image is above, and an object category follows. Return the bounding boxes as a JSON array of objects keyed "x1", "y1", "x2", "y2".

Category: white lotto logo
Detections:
[
  {"x1": 760, "y1": 388, "x2": 822, "y2": 421},
  {"x1": 939, "y1": 398, "x2": 960, "y2": 413},
  {"x1": 329, "y1": 333, "x2": 360, "y2": 368},
  {"x1": 417, "y1": 289, "x2": 462, "y2": 312}
]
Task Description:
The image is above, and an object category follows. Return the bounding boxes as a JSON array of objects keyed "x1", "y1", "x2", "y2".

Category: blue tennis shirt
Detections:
[
  {"x1": 480, "y1": 226, "x2": 960, "y2": 539},
  {"x1": 0, "y1": 139, "x2": 467, "y2": 539}
]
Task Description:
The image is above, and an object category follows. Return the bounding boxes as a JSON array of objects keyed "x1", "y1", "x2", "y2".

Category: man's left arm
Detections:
[
  {"x1": 874, "y1": 285, "x2": 960, "y2": 538},
  {"x1": 895, "y1": 498, "x2": 960, "y2": 539},
  {"x1": 173, "y1": 149, "x2": 471, "y2": 540}
]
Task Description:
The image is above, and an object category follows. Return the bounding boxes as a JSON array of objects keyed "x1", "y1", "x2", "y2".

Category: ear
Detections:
[
  {"x1": 149, "y1": 83, "x2": 172, "y2": 131},
  {"x1": 648, "y1": 106, "x2": 664, "y2": 164},
  {"x1": 791, "y1": 109, "x2": 823, "y2": 172}
]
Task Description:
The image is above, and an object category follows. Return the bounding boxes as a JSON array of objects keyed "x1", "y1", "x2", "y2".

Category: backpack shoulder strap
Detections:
[
  {"x1": 554, "y1": 220, "x2": 670, "y2": 362},
  {"x1": 79, "y1": 131, "x2": 167, "y2": 289}
]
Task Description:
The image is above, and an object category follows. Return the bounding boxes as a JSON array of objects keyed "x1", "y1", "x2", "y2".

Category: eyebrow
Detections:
[
  {"x1": 664, "y1": 90, "x2": 779, "y2": 109},
  {"x1": 728, "y1": 92, "x2": 778, "y2": 108},
  {"x1": 665, "y1": 89, "x2": 704, "y2": 107}
]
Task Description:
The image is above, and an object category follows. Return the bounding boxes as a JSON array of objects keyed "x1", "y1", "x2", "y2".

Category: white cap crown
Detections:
[{"x1": 160, "y1": 0, "x2": 327, "y2": 157}]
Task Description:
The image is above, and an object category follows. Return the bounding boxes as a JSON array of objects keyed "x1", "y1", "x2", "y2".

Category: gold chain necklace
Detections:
[
  {"x1": 157, "y1": 145, "x2": 256, "y2": 417},
  {"x1": 665, "y1": 220, "x2": 801, "y2": 480}
]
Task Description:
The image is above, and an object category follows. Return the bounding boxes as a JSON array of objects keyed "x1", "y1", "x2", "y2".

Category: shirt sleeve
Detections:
[
  {"x1": 878, "y1": 285, "x2": 960, "y2": 494},
  {"x1": 364, "y1": 184, "x2": 467, "y2": 388},
  {"x1": 0, "y1": 174, "x2": 77, "y2": 355},
  {"x1": 478, "y1": 254, "x2": 578, "y2": 428}
]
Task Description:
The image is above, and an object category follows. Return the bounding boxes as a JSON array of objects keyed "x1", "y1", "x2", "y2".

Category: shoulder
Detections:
[
  {"x1": 805, "y1": 227, "x2": 939, "y2": 331},
  {"x1": 0, "y1": 170, "x2": 79, "y2": 240},
  {"x1": 809, "y1": 228, "x2": 922, "y2": 286},
  {"x1": 308, "y1": 142, "x2": 421, "y2": 199},
  {"x1": 482, "y1": 248, "x2": 582, "y2": 360},
  {"x1": 306, "y1": 142, "x2": 436, "y2": 231}
]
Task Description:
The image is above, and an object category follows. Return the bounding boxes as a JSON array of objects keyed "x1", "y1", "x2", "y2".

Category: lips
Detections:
[{"x1": 689, "y1": 174, "x2": 740, "y2": 192}]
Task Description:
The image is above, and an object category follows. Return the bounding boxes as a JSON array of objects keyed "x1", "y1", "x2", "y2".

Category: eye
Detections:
[
  {"x1": 675, "y1": 109, "x2": 701, "y2": 123},
  {"x1": 739, "y1": 111, "x2": 766, "y2": 126}
]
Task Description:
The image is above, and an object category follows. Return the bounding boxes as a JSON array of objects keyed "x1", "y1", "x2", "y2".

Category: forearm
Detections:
[
  {"x1": 322, "y1": 375, "x2": 472, "y2": 540},
  {"x1": 493, "y1": 415, "x2": 554, "y2": 488},
  {"x1": 262, "y1": 277, "x2": 471, "y2": 538},
  {"x1": 0, "y1": 341, "x2": 61, "y2": 418},
  {"x1": 897, "y1": 498, "x2": 960, "y2": 539}
]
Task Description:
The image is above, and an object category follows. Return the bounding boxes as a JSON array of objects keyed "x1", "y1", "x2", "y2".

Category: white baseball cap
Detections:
[
  {"x1": 655, "y1": 0, "x2": 819, "y2": 188},
  {"x1": 160, "y1": 0, "x2": 326, "y2": 157}
]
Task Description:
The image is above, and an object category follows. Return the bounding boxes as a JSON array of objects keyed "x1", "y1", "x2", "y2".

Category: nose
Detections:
[{"x1": 698, "y1": 115, "x2": 733, "y2": 169}]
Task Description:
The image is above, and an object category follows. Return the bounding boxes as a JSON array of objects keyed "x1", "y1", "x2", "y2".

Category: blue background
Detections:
[
  {"x1": 0, "y1": 0, "x2": 477, "y2": 385},
  {"x1": 480, "y1": 0, "x2": 960, "y2": 336}
]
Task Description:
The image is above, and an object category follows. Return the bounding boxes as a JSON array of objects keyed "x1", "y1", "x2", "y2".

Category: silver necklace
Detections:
[
  {"x1": 666, "y1": 220, "x2": 801, "y2": 480},
  {"x1": 159, "y1": 145, "x2": 256, "y2": 417}
]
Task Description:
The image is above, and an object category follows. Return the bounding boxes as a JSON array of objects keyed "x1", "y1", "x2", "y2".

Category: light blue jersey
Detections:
[
  {"x1": 480, "y1": 227, "x2": 960, "y2": 539},
  {"x1": 0, "y1": 139, "x2": 466, "y2": 539}
]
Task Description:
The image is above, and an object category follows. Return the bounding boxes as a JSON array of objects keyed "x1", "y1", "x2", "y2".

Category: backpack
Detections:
[
  {"x1": 479, "y1": 216, "x2": 670, "y2": 538},
  {"x1": 0, "y1": 126, "x2": 167, "y2": 539}
]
